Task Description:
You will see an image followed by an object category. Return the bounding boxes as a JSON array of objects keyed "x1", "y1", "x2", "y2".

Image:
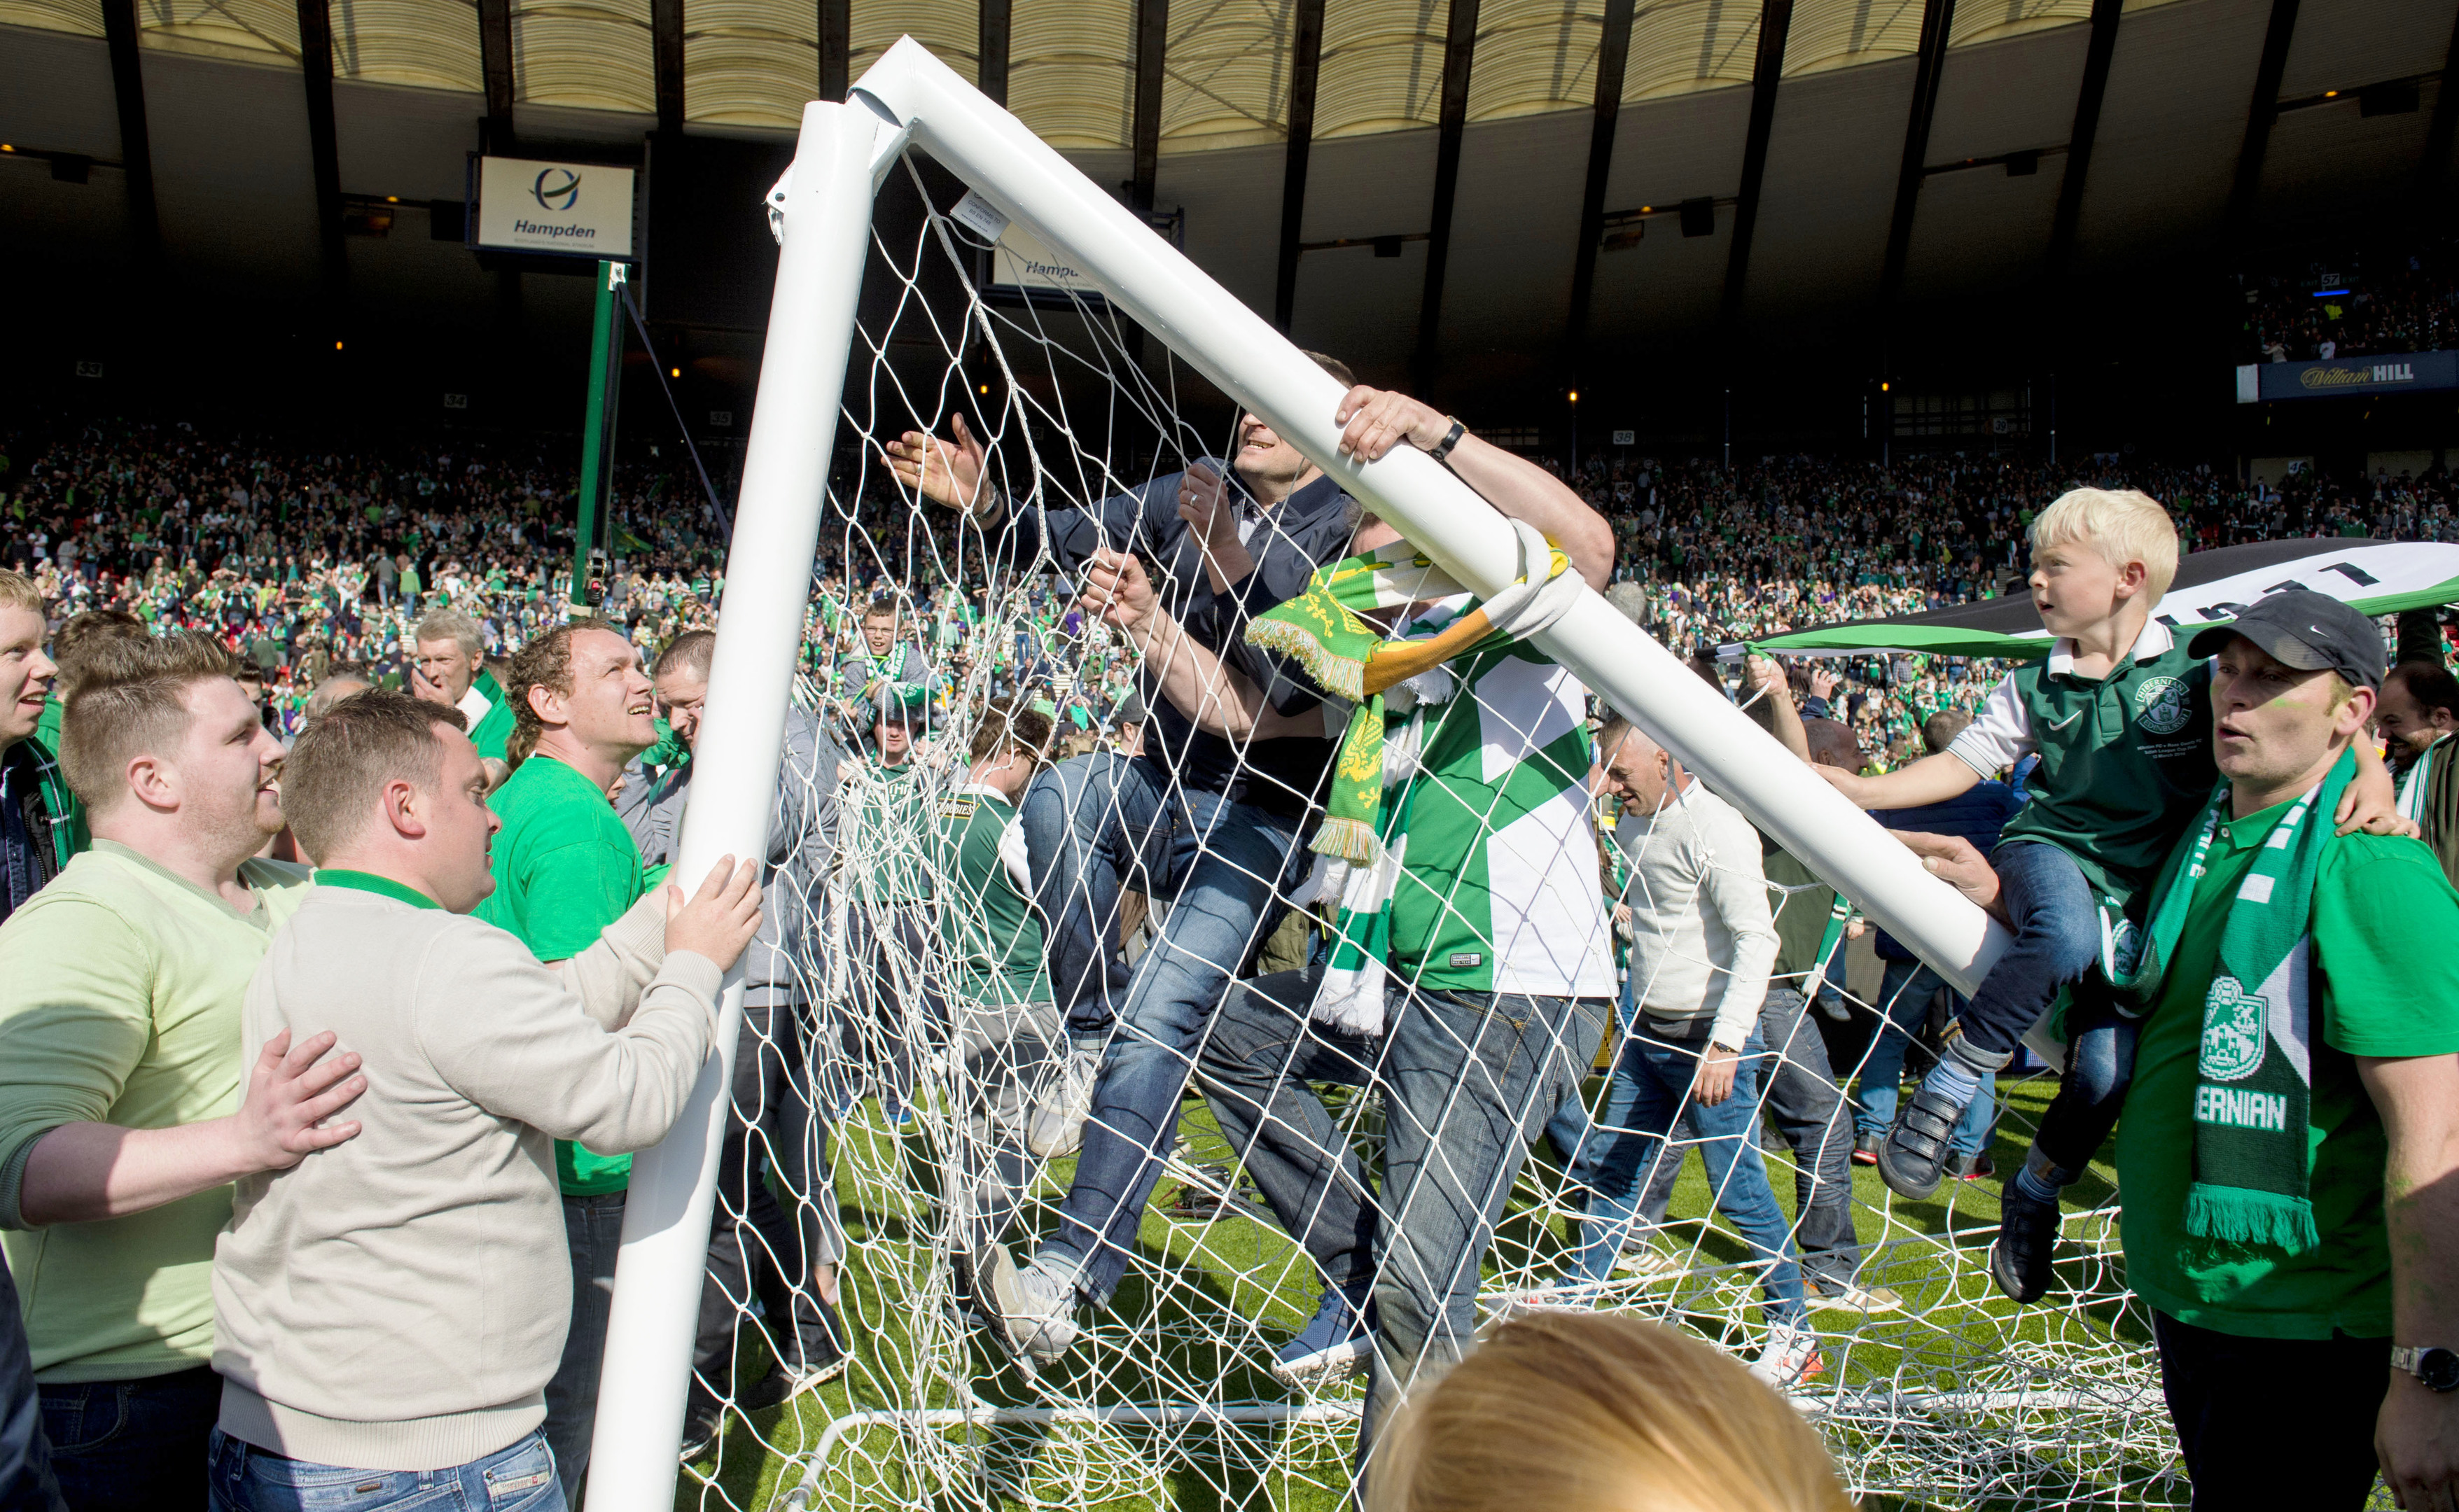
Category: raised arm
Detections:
[
  {"x1": 1079, "y1": 548, "x2": 1316, "y2": 741},
  {"x1": 1329, "y1": 387, "x2": 1617, "y2": 590}
]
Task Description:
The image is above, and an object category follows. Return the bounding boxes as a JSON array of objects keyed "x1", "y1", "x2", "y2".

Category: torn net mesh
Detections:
[{"x1": 671, "y1": 156, "x2": 2192, "y2": 1511}]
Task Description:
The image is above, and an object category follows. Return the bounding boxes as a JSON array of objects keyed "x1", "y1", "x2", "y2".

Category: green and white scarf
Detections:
[
  {"x1": 1248, "y1": 519, "x2": 1580, "y2": 1035},
  {"x1": 2118, "y1": 748, "x2": 2352, "y2": 1254}
]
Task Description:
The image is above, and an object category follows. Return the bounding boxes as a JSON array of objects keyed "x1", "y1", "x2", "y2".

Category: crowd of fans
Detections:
[
  {"x1": 2238, "y1": 236, "x2": 2459, "y2": 363},
  {"x1": 9, "y1": 412, "x2": 2455, "y2": 771}
]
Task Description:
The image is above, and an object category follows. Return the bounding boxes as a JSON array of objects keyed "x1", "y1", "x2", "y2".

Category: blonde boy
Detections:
[{"x1": 1820, "y1": 489, "x2": 2397, "y2": 1301}]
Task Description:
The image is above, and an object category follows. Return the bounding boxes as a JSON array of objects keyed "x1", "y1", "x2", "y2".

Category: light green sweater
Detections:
[
  {"x1": 211, "y1": 880, "x2": 721, "y2": 1471},
  {"x1": 0, "y1": 841, "x2": 313, "y2": 1382}
]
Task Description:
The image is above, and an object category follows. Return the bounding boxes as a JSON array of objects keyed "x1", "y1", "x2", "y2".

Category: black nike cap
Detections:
[{"x1": 2187, "y1": 588, "x2": 2385, "y2": 692}]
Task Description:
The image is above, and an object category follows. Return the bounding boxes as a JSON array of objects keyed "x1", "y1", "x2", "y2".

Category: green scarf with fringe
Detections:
[
  {"x1": 1246, "y1": 537, "x2": 1566, "y2": 864},
  {"x1": 2119, "y1": 748, "x2": 2350, "y2": 1255}
]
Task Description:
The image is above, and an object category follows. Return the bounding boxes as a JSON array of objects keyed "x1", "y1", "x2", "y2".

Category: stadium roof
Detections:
[{"x1": 2, "y1": 0, "x2": 2453, "y2": 384}]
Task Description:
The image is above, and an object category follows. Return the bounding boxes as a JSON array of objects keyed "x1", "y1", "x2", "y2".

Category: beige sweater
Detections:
[{"x1": 210, "y1": 883, "x2": 722, "y2": 1471}]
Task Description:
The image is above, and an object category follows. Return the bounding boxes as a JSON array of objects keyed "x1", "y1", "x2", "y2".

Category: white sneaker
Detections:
[
  {"x1": 1026, "y1": 1049, "x2": 1101, "y2": 1158},
  {"x1": 1478, "y1": 1284, "x2": 1597, "y2": 1333},
  {"x1": 984, "y1": 1245, "x2": 1080, "y2": 1364},
  {"x1": 1612, "y1": 1245, "x2": 1684, "y2": 1280},
  {"x1": 1748, "y1": 1322, "x2": 1825, "y2": 1388}
]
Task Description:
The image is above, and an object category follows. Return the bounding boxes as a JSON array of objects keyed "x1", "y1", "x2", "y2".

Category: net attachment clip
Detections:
[{"x1": 765, "y1": 165, "x2": 793, "y2": 246}]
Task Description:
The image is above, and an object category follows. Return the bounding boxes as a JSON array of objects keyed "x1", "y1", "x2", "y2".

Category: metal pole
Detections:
[
  {"x1": 575, "y1": 260, "x2": 627, "y2": 607},
  {"x1": 582, "y1": 99, "x2": 882, "y2": 1512},
  {"x1": 851, "y1": 38, "x2": 2010, "y2": 995}
]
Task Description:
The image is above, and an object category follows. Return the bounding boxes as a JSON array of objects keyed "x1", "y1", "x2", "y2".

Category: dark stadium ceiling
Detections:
[{"x1": 1, "y1": 0, "x2": 2455, "y2": 384}]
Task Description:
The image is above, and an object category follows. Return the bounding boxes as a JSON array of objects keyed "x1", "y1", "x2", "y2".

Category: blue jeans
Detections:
[
  {"x1": 1565, "y1": 1019, "x2": 1806, "y2": 1322},
  {"x1": 38, "y1": 1365, "x2": 216, "y2": 1512},
  {"x1": 1551, "y1": 988, "x2": 1864, "y2": 1287},
  {"x1": 542, "y1": 1194, "x2": 623, "y2": 1504},
  {"x1": 1019, "y1": 755, "x2": 1306, "y2": 1302},
  {"x1": 1957, "y1": 841, "x2": 2104, "y2": 1058},
  {"x1": 1197, "y1": 968, "x2": 1608, "y2": 1457},
  {"x1": 1858, "y1": 958, "x2": 1998, "y2": 1157},
  {"x1": 206, "y1": 1427, "x2": 563, "y2": 1512}
]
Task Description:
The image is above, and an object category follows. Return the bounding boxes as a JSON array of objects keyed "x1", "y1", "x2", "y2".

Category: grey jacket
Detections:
[{"x1": 618, "y1": 704, "x2": 842, "y2": 1004}]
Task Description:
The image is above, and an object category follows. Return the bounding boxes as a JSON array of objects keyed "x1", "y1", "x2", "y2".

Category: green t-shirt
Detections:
[
  {"x1": 2117, "y1": 797, "x2": 2459, "y2": 1340},
  {"x1": 475, "y1": 754, "x2": 647, "y2": 1195},
  {"x1": 847, "y1": 762, "x2": 933, "y2": 905},
  {"x1": 462, "y1": 668, "x2": 515, "y2": 763},
  {"x1": 0, "y1": 844, "x2": 313, "y2": 1380},
  {"x1": 931, "y1": 786, "x2": 1049, "y2": 1004}
]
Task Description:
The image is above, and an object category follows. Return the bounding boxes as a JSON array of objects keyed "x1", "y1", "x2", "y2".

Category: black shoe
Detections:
[
  {"x1": 1991, "y1": 1180, "x2": 2062, "y2": 1303},
  {"x1": 1873, "y1": 1080, "x2": 1965, "y2": 1200},
  {"x1": 678, "y1": 1401, "x2": 723, "y2": 1465}
]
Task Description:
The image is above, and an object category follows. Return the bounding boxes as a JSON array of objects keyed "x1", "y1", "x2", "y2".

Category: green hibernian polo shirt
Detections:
[
  {"x1": 475, "y1": 752, "x2": 646, "y2": 1195},
  {"x1": 1949, "y1": 617, "x2": 2217, "y2": 909},
  {"x1": 2117, "y1": 792, "x2": 2459, "y2": 1340},
  {"x1": 0, "y1": 842, "x2": 312, "y2": 1380}
]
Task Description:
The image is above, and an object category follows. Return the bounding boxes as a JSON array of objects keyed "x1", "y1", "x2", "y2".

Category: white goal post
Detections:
[{"x1": 583, "y1": 39, "x2": 2019, "y2": 1511}]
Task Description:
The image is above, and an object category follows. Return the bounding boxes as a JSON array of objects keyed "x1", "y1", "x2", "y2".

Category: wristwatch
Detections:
[
  {"x1": 2392, "y1": 1345, "x2": 2459, "y2": 1392},
  {"x1": 1425, "y1": 417, "x2": 1466, "y2": 463}
]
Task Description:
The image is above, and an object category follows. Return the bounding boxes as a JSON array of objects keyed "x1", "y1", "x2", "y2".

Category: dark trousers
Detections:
[
  {"x1": 2152, "y1": 1311, "x2": 2387, "y2": 1510},
  {"x1": 0, "y1": 1253, "x2": 62, "y2": 1512},
  {"x1": 690, "y1": 1002, "x2": 841, "y2": 1411},
  {"x1": 543, "y1": 1192, "x2": 626, "y2": 1504},
  {"x1": 36, "y1": 1366, "x2": 216, "y2": 1512}
]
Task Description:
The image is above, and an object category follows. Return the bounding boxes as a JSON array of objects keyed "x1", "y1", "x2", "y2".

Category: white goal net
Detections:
[{"x1": 632, "y1": 116, "x2": 2200, "y2": 1512}]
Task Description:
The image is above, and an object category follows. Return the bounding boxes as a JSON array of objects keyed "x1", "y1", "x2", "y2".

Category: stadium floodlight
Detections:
[{"x1": 583, "y1": 39, "x2": 2016, "y2": 1511}]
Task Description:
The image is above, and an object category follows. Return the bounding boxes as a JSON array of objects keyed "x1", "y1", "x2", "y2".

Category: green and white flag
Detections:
[{"x1": 1727, "y1": 539, "x2": 2459, "y2": 661}]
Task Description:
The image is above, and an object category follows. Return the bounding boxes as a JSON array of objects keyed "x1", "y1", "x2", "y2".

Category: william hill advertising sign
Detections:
[
  {"x1": 2236, "y1": 350, "x2": 2459, "y2": 402},
  {"x1": 473, "y1": 157, "x2": 637, "y2": 260}
]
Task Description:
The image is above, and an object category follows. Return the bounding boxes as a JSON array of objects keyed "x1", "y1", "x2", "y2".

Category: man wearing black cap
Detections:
[{"x1": 2094, "y1": 591, "x2": 2459, "y2": 1509}]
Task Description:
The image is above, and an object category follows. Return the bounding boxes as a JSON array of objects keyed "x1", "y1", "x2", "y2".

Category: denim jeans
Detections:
[
  {"x1": 206, "y1": 1427, "x2": 563, "y2": 1512},
  {"x1": 542, "y1": 1194, "x2": 624, "y2": 1504},
  {"x1": 690, "y1": 1003, "x2": 841, "y2": 1418},
  {"x1": 1958, "y1": 841, "x2": 2104, "y2": 1058},
  {"x1": 1196, "y1": 967, "x2": 1608, "y2": 1460},
  {"x1": 1552, "y1": 988, "x2": 1864, "y2": 1287},
  {"x1": 2031, "y1": 993, "x2": 2138, "y2": 1176},
  {"x1": 1857, "y1": 959, "x2": 1998, "y2": 1157},
  {"x1": 37, "y1": 1365, "x2": 216, "y2": 1512},
  {"x1": 1564, "y1": 1018, "x2": 1806, "y2": 1322},
  {"x1": 1019, "y1": 755, "x2": 1306, "y2": 1302},
  {"x1": 2, "y1": 1250, "x2": 63, "y2": 1512}
]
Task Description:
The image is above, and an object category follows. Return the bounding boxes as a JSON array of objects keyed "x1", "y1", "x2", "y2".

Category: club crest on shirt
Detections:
[
  {"x1": 2134, "y1": 675, "x2": 2192, "y2": 736},
  {"x1": 2198, "y1": 976, "x2": 2266, "y2": 1082}
]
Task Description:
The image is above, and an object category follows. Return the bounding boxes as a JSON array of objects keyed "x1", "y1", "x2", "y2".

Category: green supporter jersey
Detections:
[
  {"x1": 930, "y1": 786, "x2": 1050, "y2": 1005},
  {"x1": 1386, "y1": 637, "x2": 1616, "y2": 999},
  {"x1": 458, "y1": 668, "x2": 515, "y2": 763},
  {"x1": 845, "y1": 761, "x2": 935, "y2": 906},
  {"x1": 474, "y1": 753, "x2": 647, "y2": 1195},
  {"x1": 0, "y1": 844, "x2": 312, "y2": 1380},
  {"x1": 1954, "y1": 621, "x2": 2216, "y2": 908},
  {"x1": 2116, "y1": 799, "x2": 2459, "y2": 1340}
]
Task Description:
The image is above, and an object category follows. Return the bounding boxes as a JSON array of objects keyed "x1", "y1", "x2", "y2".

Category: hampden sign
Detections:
[{"x1": 471, "y1": 156, "x2": 638, "y2": 260}]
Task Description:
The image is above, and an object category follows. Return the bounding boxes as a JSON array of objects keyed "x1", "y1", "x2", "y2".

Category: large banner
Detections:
[
  {"x1": 472, "y1": 156, "x2": 637, "y2": 260},
  {"x1": 1727, "y1": 538, "x2": 2459, "y2": 659},
  {"x1": 2235, "y1": 350, "x2": 2459, "y2": 402}
]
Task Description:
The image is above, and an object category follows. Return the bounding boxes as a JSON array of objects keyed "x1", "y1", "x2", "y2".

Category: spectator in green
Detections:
[
  {"x1": 474, "y1": 618, "x2": 659, "y2": 1504},
  {"x1": 0, "y1": 631, "x2": 365, "y2": 1512},
  {"x1": 409, "y1": 608, "x2": 515, "y2": 786},
  {"x1": 1, "y1": 573, "x2": 75, "y2": 920}
]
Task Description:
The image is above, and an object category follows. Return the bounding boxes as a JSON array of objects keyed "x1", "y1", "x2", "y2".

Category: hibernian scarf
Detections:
[
  {"x1": 2118, "y1": 748, "x2": 2351, "y2": 1255},
  {"x1": 1248, "y1": 519, "x2": 1581, "y2": 1035}
]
